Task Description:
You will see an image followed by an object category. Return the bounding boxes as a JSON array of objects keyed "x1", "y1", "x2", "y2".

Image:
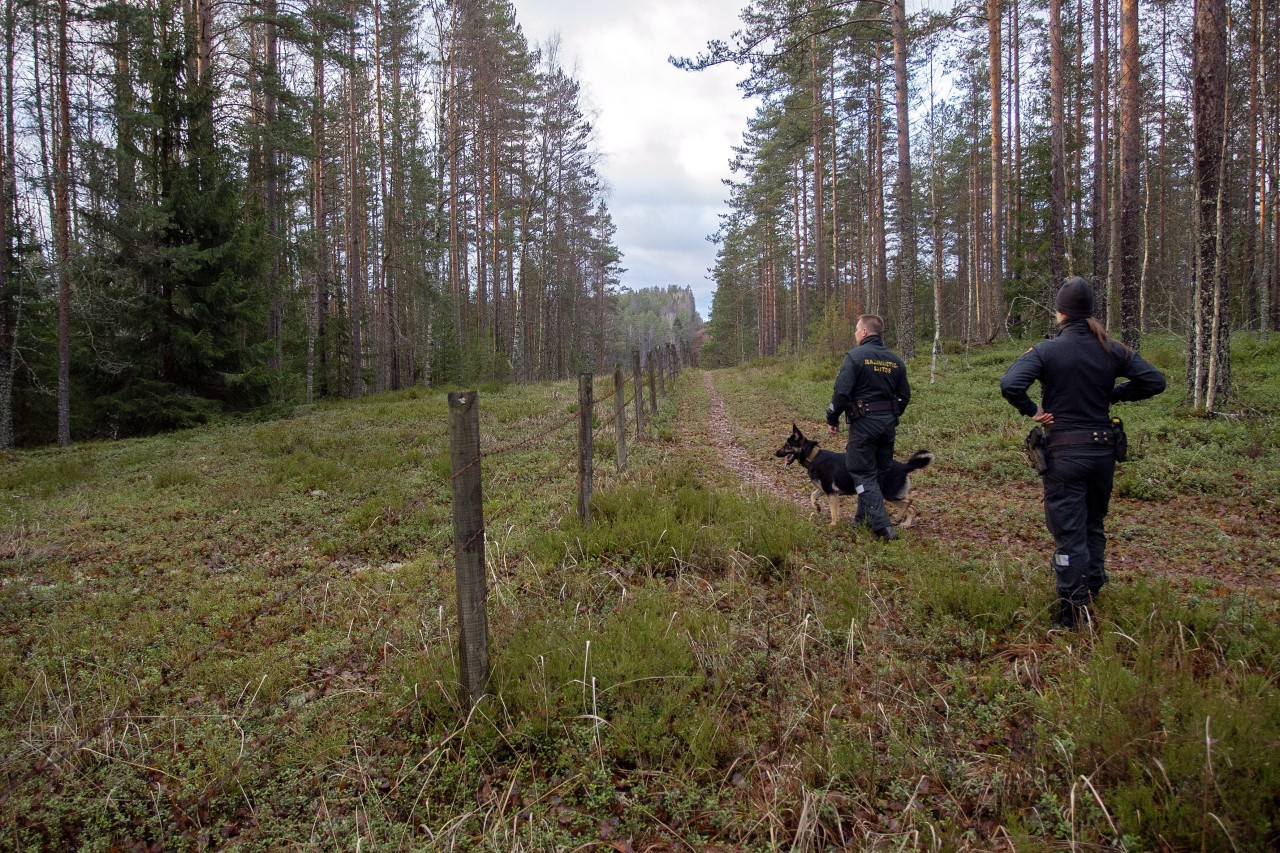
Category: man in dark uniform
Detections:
[
  {"x1": 827, "y1": 314, "x2": 911, "y2": 541},
  {"x1": 1000, "y1": 277, "x2": 1166, "y2": 628}
]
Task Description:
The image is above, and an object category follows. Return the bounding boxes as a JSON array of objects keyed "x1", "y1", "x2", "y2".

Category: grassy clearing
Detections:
[{"x1": 1, "y1": 336, "x2": 1277, "y2": 850}]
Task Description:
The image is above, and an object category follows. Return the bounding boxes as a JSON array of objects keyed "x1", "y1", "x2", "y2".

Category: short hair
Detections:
[{"x1": 857, "y1": 314, "x2": 884, "y2": 337}]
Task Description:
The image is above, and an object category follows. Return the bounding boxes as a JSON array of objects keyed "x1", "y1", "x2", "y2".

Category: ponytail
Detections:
[{"x1": 1086, "y1": 317, "x2": 1129, "y2": 359}]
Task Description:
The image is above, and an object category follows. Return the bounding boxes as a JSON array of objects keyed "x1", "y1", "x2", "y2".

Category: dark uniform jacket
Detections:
[
  {"x1": 826, "y1": 335, "x2": 911, "y2": 428},
  {"x1": 999, "y1": 320, "x2": 1166, "y2": 431}
]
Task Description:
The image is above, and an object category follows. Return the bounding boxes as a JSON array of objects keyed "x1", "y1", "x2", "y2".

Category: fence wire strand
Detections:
[{"x1": 4, "y1": 366, "x2": 680, "y2": 803}]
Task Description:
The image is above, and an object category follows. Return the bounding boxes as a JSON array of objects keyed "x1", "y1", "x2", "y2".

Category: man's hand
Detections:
[
  {"x1": 1032, "y1": 406, "x2": 1054, "y2": 425},
  {"x1": 828, "y1": 424, "x2": 839, "y2": 437}
]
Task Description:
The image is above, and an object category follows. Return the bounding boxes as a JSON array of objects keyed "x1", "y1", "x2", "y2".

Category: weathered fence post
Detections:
[
  {"x1": 448, "y1": 391, "x2": 488, "y2": 708},
  {"x1": 632, "y1": 350, "x2": 645, "y2": 439},
  {"x1": 647, "y1": 350, "x2": 657, "y2": 415},
  {"x1": 578, "y1": 373, "x2": 593, "y2": 526},
  {"x1": 613, "y1": 363, "x2": 627, "y2": 471}
]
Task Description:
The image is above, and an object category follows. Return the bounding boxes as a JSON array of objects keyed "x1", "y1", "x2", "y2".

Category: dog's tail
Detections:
[{"x1": 904, "y1": 449, "x2": 934, "y2": 472}]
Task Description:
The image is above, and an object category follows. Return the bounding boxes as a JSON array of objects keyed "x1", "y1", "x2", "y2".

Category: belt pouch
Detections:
[{"x1": 1024, "y1": 425, "x2": 1049, "y2": 474}]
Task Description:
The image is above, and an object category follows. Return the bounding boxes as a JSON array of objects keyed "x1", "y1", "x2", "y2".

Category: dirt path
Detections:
[
  {"x1": 691, "y1": 370, "x2": 1280, "y2": 596},
  {"x1": 701, "y1": 372, "x2": 808, "y2": 508}
]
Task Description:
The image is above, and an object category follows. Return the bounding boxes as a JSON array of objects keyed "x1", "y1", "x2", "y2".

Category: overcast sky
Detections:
[{"x1": 509, "y1": 0, "x2": 753, "y2": 319}]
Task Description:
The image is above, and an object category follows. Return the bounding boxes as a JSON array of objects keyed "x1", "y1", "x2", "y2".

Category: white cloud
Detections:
[{"x1": 511, "y1": 0, "x2": 752, "y2": 317}]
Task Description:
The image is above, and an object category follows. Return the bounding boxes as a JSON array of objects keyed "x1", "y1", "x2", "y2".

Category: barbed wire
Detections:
[
  {"x1": 478, "y1": 408, "x2": 580, "y2": 459},
  {"x1": 2, "y1": 374, "x2": 679, "y2": 802}
]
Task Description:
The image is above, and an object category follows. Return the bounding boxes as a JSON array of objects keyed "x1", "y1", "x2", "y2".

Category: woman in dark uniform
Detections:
[{"x1": 1000, "y1": 277, "x2": 1166, "y2": 629}]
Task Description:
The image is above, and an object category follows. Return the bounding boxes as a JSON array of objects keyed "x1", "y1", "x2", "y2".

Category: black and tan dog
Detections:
[{"x1": 775, "y1": 424, "x2": 934, "y2": 528}]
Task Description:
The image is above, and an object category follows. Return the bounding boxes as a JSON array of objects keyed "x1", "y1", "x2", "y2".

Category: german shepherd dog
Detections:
[{"x1": 775, "y1": 424, "x2": 934, "y2": 528}]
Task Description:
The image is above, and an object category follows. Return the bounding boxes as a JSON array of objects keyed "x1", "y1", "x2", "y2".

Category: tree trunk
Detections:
[
  {"x1": 1190, "y1": 0, "x2": 1226, "y2": 407},
  {"x1": 446, "y1": 15, "x2": 463, "y2": 349},
  {"x1": 830, "y1": 52, "x2": 840, "y2": 301},
  {"x1": 195, "y1": 0, "x2": 213, "y2": 84},
  {"x1": 309, "y1": 1, "x2": 329, "y2": 401},
  {"x1": 893, "y1": 0, "x2": 917, "y2": 357},
  {"x1": 988, "y1": 0, "x2": 1003, "y2": 345},
  {"x1": 873, "y1": 50, "x2": 889, "y2": 323},
  {"x1": 1262, "y1": 0, "x2": 1274, "y2": 339},
  {"x1": 55, "y1": 0, "x2": 71, "y2": 446},
  {"x1": 1092, "y1": 0, "x2": 1110, "y2": 291},
  {"x1": 1049, "y1": 0, "x2": 1068, "y2": 299},
  {"x1": 346, "y1": 12, "x2": 363, "y2": 398},
  {"x1": 1158, "y1": 1, "x2": 1168, "y2": 309},
  {"x1": 1117, "y1": 0, "x2": 1141, "y2": 347},
  {"x1": 1245, "y1": 0, "x2": 1261, "y2": 330},
  {"x1": 1011, "y1": 0, "x2": 1023, "y2": 288},
  {"x1": 1207, "y1": 115, "x2": 1231, "y2": 410},
  {"x1": 929, "y1": 49, "x2": 944, "y2": 384},
  {"x1": 790, "y1": 162, "x2": 800, "y2": 343},
  {"x1": 1140, "y1": 123, "x2": 1152, "y2": 332},
  {"x1": 265, "y1": 0, "x2": 283, "y2": 377},
  {"x1": 809, "y1": 31, "x2": 828, "y2": 304},
  {"x1": 0, "y1": 0, "x2": 15, "y2": 448},
  {"x1": 1073, "y1": 0, "x2": 1085, "y2": 253},
  {"x1": 799, "y1": 156, "x2": 811, "y2": 337},
  {"x1": 372, "y1": 0, "x2": 392, "y2": 393},
  {"x1": 966, "y1": 104, "x2": 976, "y2": 341}
]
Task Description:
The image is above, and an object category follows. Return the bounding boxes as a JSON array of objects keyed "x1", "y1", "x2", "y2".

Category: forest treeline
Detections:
[
  {"x1": 0, "y1": 0, "x2": 635, "y2": 446},
  {"x1": 4, "y1": 0, "x2": 1269, "y2": 447},
  {"x1": 688, "y1": 0, "x2": 1273, "y2": 416}
]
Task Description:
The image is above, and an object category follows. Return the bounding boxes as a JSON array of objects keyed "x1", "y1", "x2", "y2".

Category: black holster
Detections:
[
  {"x1": 1024, "y1": 425, "x2": 1049, "y2": 474},
  {"x1": 1111, "y1": 417, "x2": 1128, "y2": 462}
]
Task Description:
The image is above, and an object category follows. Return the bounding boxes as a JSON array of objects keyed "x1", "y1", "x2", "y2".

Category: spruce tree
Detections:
[{"x1": 87, "y1": 2, "x2": 269, "y2": 435}]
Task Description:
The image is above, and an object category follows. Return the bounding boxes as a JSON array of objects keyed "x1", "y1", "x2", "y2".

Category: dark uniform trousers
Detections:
[
  {"x1": 844, "y1": 414, "x2": 896, "y2": 532},
  {"x1": 1042, "y1": 445, "x2": 1116, "y2": 606}
]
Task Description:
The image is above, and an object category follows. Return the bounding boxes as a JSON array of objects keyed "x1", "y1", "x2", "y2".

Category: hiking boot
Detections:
[
  {"x1": 1054, "y1": 599, "x2": 1078, "y2": 630},
  {"x1": 1054, "y1": 599, "x2": 1094, "y2": 630},
  {"x1": 874, "y1": 526, "x2": 898, "y2": 542}
]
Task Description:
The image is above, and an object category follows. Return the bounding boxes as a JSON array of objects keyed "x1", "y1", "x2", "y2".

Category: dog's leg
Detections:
[
  {"x1": 829, "y1": 493, "x2": 840, "y2": 526},
  {"x1": 810, "y1": 487, "x2": 823, "y2": 517},
  {"x1": 899, "y1": 499, "x2": 916, "y2": 529}
]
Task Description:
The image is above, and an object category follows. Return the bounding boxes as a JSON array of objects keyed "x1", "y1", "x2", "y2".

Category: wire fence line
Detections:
[
  {"x1": 143, "y1": 355, "x2": 675, "y2": 831},
  {"x1": 2, "y1": 348, "x2": 687, "y2": 801}
]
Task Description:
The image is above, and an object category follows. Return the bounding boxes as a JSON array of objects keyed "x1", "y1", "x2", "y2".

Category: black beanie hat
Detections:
[{"x1": 1055, "y1": 276, "x2": 1094, "y2": 320}]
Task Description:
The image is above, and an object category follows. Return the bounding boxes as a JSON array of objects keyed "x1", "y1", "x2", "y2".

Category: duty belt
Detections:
[
  {"x1": 1046, "y1": 428, "x2": 1114, "y2": 447},
  {"x1": 857, "y1": 400, "x2": 898, "y2": 415}
]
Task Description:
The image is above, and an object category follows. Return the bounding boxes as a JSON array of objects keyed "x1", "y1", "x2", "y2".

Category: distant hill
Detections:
[{"x1": 609, "y1": 285, "x2": 702, "y2": 366}]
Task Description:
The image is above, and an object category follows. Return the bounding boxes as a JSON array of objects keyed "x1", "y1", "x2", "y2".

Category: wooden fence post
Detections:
[
  {"x1": 613, "y1": 363, "x2": 627, "y2": 471},
  {"x1": 448, "y1": 391, "x2": 488, "y2": 708},
  {"x1": 647, "y1": 350, "x2": 657, "y2": 415},
  {"x1": 656, "y1": 345, "x2": 666, "y2": 396},
  {"x1": 632, "y1": 350, "x2": 645, "y2": 439},
  {"x1": 578, "y1": 373, "x2": 593, "y2": 526}
]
